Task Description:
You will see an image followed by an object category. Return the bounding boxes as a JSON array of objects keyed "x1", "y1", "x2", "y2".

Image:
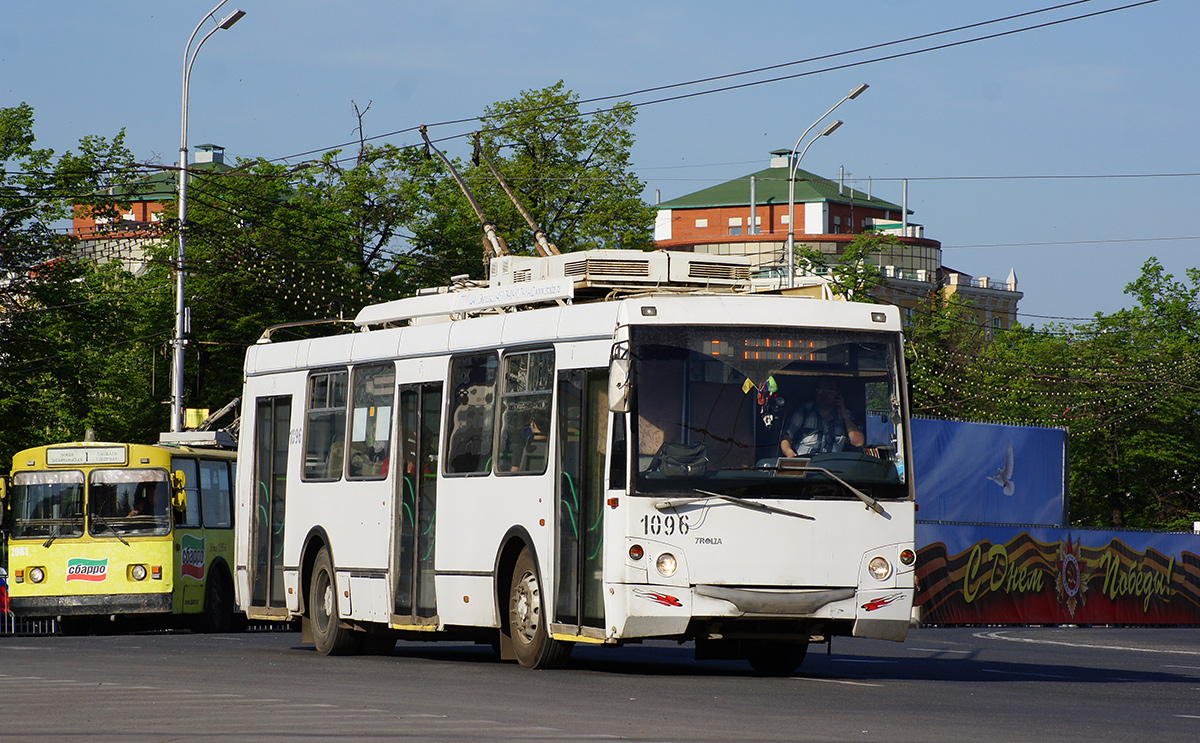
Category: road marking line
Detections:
[
  {"x1": 907, "y1": 648, "x2": 971, "y2": 654},
  {"x1": 981, "y1": 668, "x2": 1073, "y2": 680},
  {"x1": 976, "y1": 630, "x2": 1200, "y2": 657},
  {"x1": 1174, "y1": 715, "x2": 1200, "y2": 720},
  {"x1": 795, "y1": 677, "x2": 883, "y2": 687},
  {"x1": 831, "y1": 658, "x2": 899, "y2": 663}
]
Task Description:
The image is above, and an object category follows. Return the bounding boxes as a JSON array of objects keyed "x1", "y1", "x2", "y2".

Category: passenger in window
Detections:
[
  {"x1": 780, "y1": 376, "x2": 864, "y2": 457},
  {"x1": 513, "y1": 410, "x2": 550, "y2": 472},
  {"x1": 128, "y1": 481, "x2": 167, "y2": 517}
]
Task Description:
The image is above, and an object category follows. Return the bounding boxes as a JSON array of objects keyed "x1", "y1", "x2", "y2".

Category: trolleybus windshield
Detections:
[
  {"x1": 630, "y1": 324, "x2": 907, "y2": 500},
  {"x1": 88, "y1": 468, "x2": 172, "y2": 536},
  {"x1": 11, "y1": 470, "x2": 85, "y2": 539}
]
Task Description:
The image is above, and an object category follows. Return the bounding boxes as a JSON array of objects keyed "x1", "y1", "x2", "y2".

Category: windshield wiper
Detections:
[
  {"x1": 43, "y1": 525, "x2": 62, "y2": 548},
  {"x1": 654, "y1": 489, "x2": 815, "y2": 521},
  {"x1": 797, "y1": 466, "x2": 887, "y2": 516},
  {"x1": 42, "y1": 516, "x2": 82, "y2": 548},
  {"x1": 90, "y1": 512, "x2": 130, "y2": 546},
  {"x1": 755, "y1": 462, "x2": 888, "y2": 516}
]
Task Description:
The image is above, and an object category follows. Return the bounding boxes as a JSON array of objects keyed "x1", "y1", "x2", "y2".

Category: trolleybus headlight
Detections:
[
  {"x1": 868, "y1": 556, "x2": 892, "y2": 581},
  {"x1": 899, "y1": 549, "x2": 916, "y2": 566},
  {"x1": 628, "y1": 544, "x2": 645, "y2": 561},
  {"x1": 130, "y1": 564, "x2": 148, "y2": 581},
  {"x1": 29, "y1": 567, "x2": 46, "y2": 584},
  {"x1": 656, "y1": 553, "x2": 678, "y2": 577}
]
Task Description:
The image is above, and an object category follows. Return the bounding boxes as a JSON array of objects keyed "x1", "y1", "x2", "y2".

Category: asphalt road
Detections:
[{"x1": 1, "y1": 627, "x2": 1198, "y2": 742}]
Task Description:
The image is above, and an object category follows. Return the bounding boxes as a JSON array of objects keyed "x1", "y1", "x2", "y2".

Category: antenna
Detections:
[
  {"x1": 472, "y1": 131, "x2": 560, "y2": 257},
  {"x1": 419, "y1": 125, "x2": 509, "y2": 260}
]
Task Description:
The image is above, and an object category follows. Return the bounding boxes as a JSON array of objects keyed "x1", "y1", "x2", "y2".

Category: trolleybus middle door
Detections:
[{"x1": 554, "y1": 370, "x2": 607, "y2": 634}]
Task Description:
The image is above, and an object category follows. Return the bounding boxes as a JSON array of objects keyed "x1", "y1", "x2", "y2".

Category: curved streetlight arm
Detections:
[{"x1": 786, "y1": 83, "x2": 867, "y2": 289}]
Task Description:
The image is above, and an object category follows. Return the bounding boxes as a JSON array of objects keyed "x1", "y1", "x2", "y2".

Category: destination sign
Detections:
[{"x1": 45, "y1": 446, "x2": 128, "y2": 467}]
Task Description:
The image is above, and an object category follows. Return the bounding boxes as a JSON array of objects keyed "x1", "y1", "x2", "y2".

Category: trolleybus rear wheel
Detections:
[
  {"x1": 746, "y1": 640, "x2": 808, "y2": 676},
  {"x1": 507, "y1": 548, "x2": 572, "y2": 669},
  {"x1": 310, "y1": 547, "x2": 360, "y2": 655},
  {"x1": 198, "y1": 570, "x2": 233, "y2": 633}
]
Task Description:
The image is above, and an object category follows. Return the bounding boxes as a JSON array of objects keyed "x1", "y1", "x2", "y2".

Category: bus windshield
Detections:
[
  {"x1": 89, "y1": 468, "x2": 171, "y2": 537},
  {"x1": 11, "y1": 470, "x2": 85, "y2": 539},
  {"x1": 630, "y1": 324, "x2": 907, "y2": 500}
]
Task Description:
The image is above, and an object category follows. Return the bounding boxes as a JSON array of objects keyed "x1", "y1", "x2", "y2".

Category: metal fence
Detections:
[
  {"x1": 1, "y1": 613, "x2": 58, "y2": 636},
  {"x1": 0, "y1": 613, "x2": 294, "y2": 637}
]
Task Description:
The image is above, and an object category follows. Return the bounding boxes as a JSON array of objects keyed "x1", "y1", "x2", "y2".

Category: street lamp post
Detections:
[
  {"x1": 786, "y1": 83, "x2": 868, "y2": 289},
  {"x1": 173, "y1": 2, "x2": 245, "y2": 432}
]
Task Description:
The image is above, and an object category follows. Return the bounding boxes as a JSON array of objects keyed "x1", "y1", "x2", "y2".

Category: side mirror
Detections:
[
  {"x1": 171, "y1": 469, "x2": 188, "y2": 512},
  {"x1": 0, "y1": 476, "x2": 7, "y2": 505},
  {"x1": 609, "y1": 357, "x2": 630, "y2": 413}
]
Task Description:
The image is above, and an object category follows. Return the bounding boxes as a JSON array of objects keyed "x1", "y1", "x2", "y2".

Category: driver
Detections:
[{"x1": 780, "y1": 376, "x2": 864, "y2": 457}]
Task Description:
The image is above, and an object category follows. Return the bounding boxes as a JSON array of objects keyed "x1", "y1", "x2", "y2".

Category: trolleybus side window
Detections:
[
  {"x1": 175, "y1": 457, "x2": 202, "y2": 527},
  {"x1": 304, "y1": 369, "x2": 349, "y2": 481},
  {"x1": 498, "y1": 350, "x2": 554, "y2": 475},
  {"x1": 445, "y1": 353, "x2": 498, "y2": 475},
  {"x1": 200, "y1": 458, "x2": 233, "y2": 528},
  {"x1": 347, "y1": 363, "x2": 395, "y2": 480}
]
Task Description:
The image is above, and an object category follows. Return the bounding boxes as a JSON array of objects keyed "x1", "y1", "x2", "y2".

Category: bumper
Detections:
[{"x1": 11, "y1": 592, "x2": 173, "y2": 618}]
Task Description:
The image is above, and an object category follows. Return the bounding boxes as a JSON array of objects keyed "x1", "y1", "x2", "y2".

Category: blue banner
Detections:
[{"x1": 911, "y1": 418, "x2": 1066, "y2": 526}]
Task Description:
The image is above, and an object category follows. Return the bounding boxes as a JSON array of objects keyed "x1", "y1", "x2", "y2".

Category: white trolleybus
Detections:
[{"x1": 233, "y1": 250, "x2": 915, "y2": 673}]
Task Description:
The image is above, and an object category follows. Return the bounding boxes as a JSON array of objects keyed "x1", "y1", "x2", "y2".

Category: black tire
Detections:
[
  {"x1": 506, "y1": 548, "x2": 572, "y2": 669},
  {"x1": 198, "y1": 569, "x2": 234, "y2": 633},
  {"x1": 58, "y1": 616, "x2": 91, "y2": 636},
  {"x1": 309, "y1": 547, "x2": 361, "y2": 656},
  {"x1": 359, "y1": 632, "x2": 397, "y2": 655},
  {"x1": 746, "y1": 640, "x2": 809, "y2": 676}
]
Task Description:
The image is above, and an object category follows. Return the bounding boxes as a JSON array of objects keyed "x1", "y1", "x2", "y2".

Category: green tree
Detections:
[
  {"x1": 0, "y1": 103, "x2": 143, "y2": 461},
  {"x1": 465, "y1": 81, "x2": 655, "y2": 257},
  {"x1": 904, "y1": 257, "x2": 1200, "y2": 529},
  {"x1": 798, "y1": 230, "x2": 900, "y2": 304},
  {"x1": 1063, "y1": 259, "x2": 1200, "y2": 528}
]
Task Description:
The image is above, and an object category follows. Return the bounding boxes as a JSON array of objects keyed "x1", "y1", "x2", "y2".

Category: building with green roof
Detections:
[
  {"x1": 654, "y1": 153, "x2": 1022, "y2": 332},
  {"x1": 71, "y1": 145, "x2": 231, "y2": 276}
]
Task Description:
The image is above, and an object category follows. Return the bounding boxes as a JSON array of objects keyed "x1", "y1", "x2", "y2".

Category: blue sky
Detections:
[{"x1": 4, "y1": 0, "x2": 1196, "y2": 325}]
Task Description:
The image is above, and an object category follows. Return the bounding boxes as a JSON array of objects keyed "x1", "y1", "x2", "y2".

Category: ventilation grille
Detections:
[
  {"x1": 687, "y1": 261, "x2": 752, "y2": 282},
  {"x1": 562, "y1": 258, "x2": 652, "y2": 278}
]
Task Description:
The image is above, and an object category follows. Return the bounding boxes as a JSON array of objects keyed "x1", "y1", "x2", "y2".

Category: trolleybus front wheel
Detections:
[
  {"x1": 310, "y1": 547, "x2": 361, "y2": 656},
  {"x1": 507, "y1": 548, "x2": 571, "y2": 669}
]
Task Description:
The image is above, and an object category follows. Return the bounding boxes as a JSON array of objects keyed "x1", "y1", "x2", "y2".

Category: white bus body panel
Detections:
[{"x1": 236, "y1": 291, "x2": 912, "y2": 644}]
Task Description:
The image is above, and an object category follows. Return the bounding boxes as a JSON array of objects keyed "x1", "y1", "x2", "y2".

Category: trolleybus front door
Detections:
[
  {"x1": 393, "y1": 382, "x2": 441, "y2": 623},
  {"x1": 554, "y1": 370, "x2": 607, "y2": 634},
  {"x1": 250, "y1": 396, "x2": 291, "y2": 615}
]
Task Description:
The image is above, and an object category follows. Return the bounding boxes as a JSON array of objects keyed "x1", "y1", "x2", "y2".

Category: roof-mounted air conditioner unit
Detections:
[{"x1": 490, "y1": 250, "x2": 750, "y2": 290}]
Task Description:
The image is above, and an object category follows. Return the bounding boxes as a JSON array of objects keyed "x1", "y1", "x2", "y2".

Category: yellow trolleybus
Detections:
[{"x1": 1, "y1": 433, "x2": 240, "y2": 634}]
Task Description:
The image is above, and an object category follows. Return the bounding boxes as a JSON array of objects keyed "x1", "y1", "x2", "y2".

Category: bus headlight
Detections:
[
  {"x1": 656, "y1": 553, "x2": 678, "y2": 577},
  {"x1": 29, "y1": 567, "x2": 46, "y2": 584},
  {"x1": 900, "y1": 549, "x2": 916, "y2": 566},
  {"x1": 130, "y1": 564, "x2": 148, "y2": 581},
  {"x1": 868, "y1": 556, "x2": 892, "y2": 581},
  {"x1": 628, "y1": 544, "x2": 645, "y2": 561}
]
